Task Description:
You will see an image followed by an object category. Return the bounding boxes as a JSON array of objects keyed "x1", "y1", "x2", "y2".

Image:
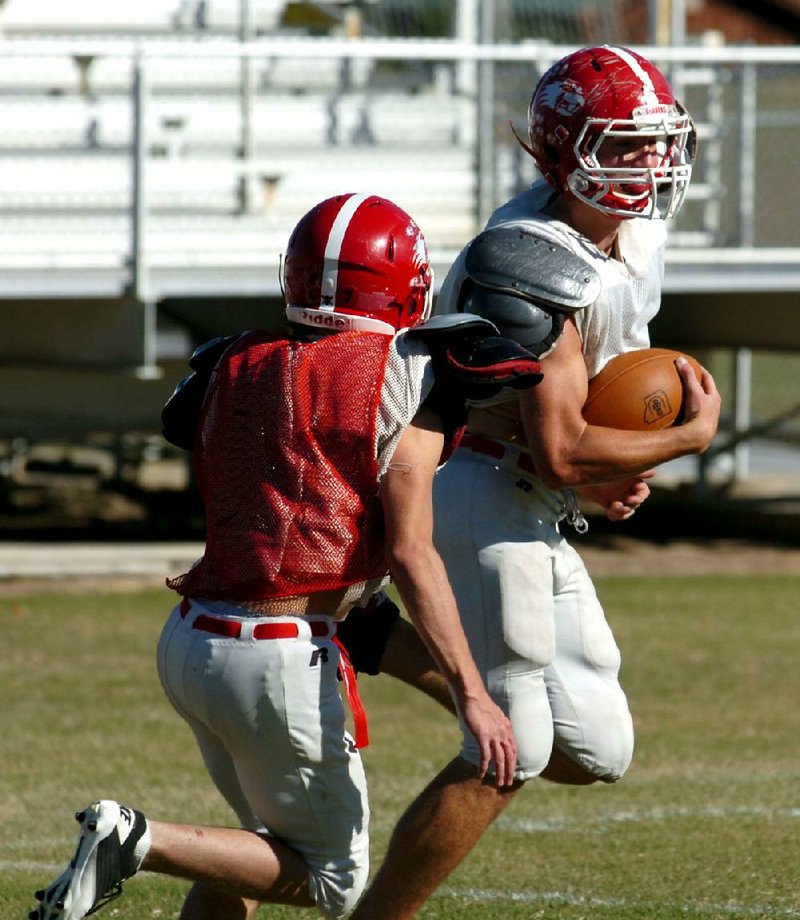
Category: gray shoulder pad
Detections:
[
  {"x1": 464, "y1": 224, "x2": 601, "y2": 312},
  {"x1": 408, "y1": 313, "x2": 499, "y2": 341},
  {"x1": 458, "y1": 224, "x2": 601, "y2": 356}
]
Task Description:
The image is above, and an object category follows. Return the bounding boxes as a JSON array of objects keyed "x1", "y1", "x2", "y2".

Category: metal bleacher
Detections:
[
  {"x1": 0, "y1": 3, "x2": 798, "y2": 493},
  {"x1": 0, "y1": 38, "x2": 479, "y2": 308}
]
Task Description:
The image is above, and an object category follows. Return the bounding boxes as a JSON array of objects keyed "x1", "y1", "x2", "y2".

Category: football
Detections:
[{"x1": 583, "y1": 348, "x2": 704, "y2": 431}]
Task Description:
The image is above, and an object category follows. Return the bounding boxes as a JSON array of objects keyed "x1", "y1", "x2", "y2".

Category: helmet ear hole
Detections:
[{"x1": 543, "y1": 143, "x2": 560, "y2": 166}]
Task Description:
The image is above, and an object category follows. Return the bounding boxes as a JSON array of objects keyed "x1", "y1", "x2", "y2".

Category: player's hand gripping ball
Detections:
[{"x1": 583, "y1": 348, "x2": 704, "y2": 430}]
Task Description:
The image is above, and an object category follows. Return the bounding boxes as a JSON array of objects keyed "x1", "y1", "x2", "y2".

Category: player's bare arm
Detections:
[
  {"x1": 520, "y1": 319, "x2": 721, "y2": 489},
  {"x1": 380, "y1": 406, "x2": 517, "y2": 786}
]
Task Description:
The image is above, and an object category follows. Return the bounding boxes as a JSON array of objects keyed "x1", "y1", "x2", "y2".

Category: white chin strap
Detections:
[{"x1": 285, "y1": 305, "x2": 396, "y2": 336}]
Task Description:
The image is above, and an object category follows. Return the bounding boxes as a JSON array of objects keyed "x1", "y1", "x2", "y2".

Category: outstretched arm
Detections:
[{"x1": 380, "y1": 406, "x2": 517, "y2": 786}]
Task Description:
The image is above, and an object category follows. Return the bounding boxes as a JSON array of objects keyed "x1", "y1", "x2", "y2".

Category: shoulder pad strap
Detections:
[
  {"x1": 420, "y1": 317, "x2": 543, "y2": 409},
  {"x1": 445, "y1": 335, "x2": 542, "y2": 398},
  {"x1": 408, "y1": 313, "x2": 498, "y2": 341},
  {"x1": 189, "y1": 333, "x2": 244, "y2": 371},
  {"x1": 162, "y1": 333, "x2": 244, "y2": 451},
  {"x1": 464, "y1": 224, "x2": 600, "y2": 312}
]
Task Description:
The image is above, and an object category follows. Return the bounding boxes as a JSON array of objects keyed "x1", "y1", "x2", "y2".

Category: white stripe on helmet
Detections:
[
  {"x1": 604, "y1": 44, "x2": 659, "y2": 106},
  {"x1": 319, "y1": 192, "x2": 370, "y2": 311}
]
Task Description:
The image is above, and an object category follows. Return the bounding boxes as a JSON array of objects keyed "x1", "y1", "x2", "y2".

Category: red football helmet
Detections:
[
  {"x1": 522, "y1": 45, "x2": 695, "y2": 219},
  {"x1": 283, "y1": 193, "x2": 433, "y2": 335}
]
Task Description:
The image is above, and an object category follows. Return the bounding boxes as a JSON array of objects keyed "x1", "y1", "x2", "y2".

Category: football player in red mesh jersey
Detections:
[
  {"x1": 346, "y1": 47, "x2": 721, "y2": 920},
  {"x1": 31, "y1": 193, "x2": 539, "y2": 920}
]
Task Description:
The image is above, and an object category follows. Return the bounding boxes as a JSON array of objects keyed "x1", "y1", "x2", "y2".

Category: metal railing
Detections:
[
  {"x1": 1, "y1": 37, "x2": 799, "y2": 297},
  {"x1": 0, "y1": 36, "x2": 798, "y2": 483}
]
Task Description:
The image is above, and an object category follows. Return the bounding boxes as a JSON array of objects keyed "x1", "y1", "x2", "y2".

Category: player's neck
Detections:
[{"x1": 548, "y1": 195, "x2": 623, "y2": 259}]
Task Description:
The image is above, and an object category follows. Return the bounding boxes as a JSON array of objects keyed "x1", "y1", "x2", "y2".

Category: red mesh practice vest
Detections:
[{"x1": 168, "y1": 329, "x2": 393, "y2": 600}]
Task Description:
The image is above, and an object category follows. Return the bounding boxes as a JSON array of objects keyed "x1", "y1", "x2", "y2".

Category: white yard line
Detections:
[
  {"x1": 439, "y1": 887, "x2": 800, "y2": 917},
  {"x1": 497, "y1": 803, "x2": 800, "y2": 833}
]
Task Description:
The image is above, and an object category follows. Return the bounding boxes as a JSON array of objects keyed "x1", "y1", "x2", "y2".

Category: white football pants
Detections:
[
  {"x1": 433, "y1": 447, "x2": 635, "y2": 782},
  {"x1": 156, "y1": 599, "x2": 370, "y2": 918}
]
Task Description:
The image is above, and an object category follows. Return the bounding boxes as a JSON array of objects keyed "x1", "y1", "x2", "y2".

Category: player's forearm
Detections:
[
  {"x1": 533, "y1": 420, "x2": 708, "y2": 489},
  {"x1": 387, "y1": 545, "x2": 485, "y2": 701}
]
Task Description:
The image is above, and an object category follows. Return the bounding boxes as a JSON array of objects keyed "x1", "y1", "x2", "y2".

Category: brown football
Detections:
[{"x1": 583, "y1": 348, "x2": 704, "y2": 431}]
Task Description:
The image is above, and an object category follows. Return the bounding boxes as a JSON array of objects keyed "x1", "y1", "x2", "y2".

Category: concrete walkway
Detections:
[
  {"x1": 0, "y1": 541, "x2": 202, "y2": 580},
  {"x1": 1, "y1": 533, "x2": 799, "y2": 584}
]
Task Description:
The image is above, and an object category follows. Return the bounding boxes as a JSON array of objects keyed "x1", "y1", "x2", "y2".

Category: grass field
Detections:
[{"x1": 2, "y1": 576, "x2": 799, "y2": 919}]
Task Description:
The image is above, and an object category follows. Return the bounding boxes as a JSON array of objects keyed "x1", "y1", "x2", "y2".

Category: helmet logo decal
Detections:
[
  {"x1": 320, "y1": 192, "x2": 370, "y2": 311},
  {"x1": 411, "y1": 230, "x2": 428, "y2": 271},
  {"x1": 546, "y1": 79, "x2": 585, "y2": 117}
]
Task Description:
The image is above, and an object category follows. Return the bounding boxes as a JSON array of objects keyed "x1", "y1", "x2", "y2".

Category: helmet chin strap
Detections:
[
  {"x1": 421, "y1": 267, "x2": 435, "y2": 321},
  {"x1": 278, "y1": 253, "x2": 286, "y2": 299},
  {"x1": 510, "y1": 119, "x2": 537, "y2": 159}
]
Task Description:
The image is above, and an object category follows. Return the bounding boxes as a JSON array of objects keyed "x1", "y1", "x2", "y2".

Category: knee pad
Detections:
[
  {"x1": 557, "y1": 710, "x2": 634, "y2": 784},
  {"x1": 461, "y1": 664, "x2": 554, "y2": 782},
  {"x1": 587, "y1": 732, "x2": 635, "y2": 784},
  {"x1": 309, "y1": 859, "x2": 370, "y2": 918}
]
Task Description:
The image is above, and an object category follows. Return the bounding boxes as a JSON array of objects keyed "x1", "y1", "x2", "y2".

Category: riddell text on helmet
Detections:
[{"x1": 300, "y1": 310, "x2": 352, "y2": 329}]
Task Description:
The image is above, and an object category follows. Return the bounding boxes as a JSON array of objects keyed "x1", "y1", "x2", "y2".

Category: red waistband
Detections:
[
  {"x1": 179, "y1": 597, "x2": 331, "y2": 639},
  {"x1": 178, "y1": 598, "x2": 368, "y2": 748},
  {"x1": 460, "y1": 433, "x2": 537, "y2": 475}
]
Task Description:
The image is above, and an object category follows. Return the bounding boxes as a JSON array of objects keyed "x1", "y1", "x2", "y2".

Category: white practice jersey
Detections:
[
  {"x1": 376, "y1": 331, "x2": 434, "y2": 478},
  {"x1": 437, "y1": 180, "x2": 667, "y2": 380}
]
